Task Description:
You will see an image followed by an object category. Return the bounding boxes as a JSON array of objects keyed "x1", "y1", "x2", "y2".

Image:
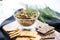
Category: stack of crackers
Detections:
[
  {"x1": 36, "y1": 23, "x2": 55, "y2": 40},
  {"x1": 7, "y1": 29, "x2": 20, "y2": 38},
  {"x1": 2, "y1": 25, "x2": 41, "y2": 40},
  {"x1": 7, "y1": 29, "x2": 41, "y2": 40}
]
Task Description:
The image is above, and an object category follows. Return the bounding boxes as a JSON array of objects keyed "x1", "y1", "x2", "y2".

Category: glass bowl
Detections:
[{"x1": 14, "y1": 9, "x2": 39, "y2": 27}]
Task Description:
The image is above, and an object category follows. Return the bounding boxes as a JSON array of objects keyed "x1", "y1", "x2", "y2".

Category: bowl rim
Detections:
[{"x1": 14, "y1": 9, "x2": 39, "y2": 20}]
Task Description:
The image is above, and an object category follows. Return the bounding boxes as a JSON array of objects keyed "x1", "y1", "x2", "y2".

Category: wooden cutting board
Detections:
[{"x1": 3, "y1": 20, "x2": 60, "y2": 40}]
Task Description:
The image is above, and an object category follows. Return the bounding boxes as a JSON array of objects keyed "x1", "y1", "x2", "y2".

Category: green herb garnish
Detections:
[{"x1": 25, "y1": 5, "x2": 37, "y2": 17}]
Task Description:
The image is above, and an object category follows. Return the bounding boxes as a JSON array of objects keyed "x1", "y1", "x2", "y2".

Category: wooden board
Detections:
[{"x1": 3, "y1": 20, "x2": 60, "y2": 40}]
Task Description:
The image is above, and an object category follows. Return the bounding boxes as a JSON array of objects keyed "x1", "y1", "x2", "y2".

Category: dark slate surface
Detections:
[
  {"x1": 0, "y1": 16, "x2": 15, "y2": 40},
  {"x1": 0, "y1": 30, "x2": 5, "y2": 40},
  {"x1": 46, "y1": 13, "x2": 60, "y2": 32}
]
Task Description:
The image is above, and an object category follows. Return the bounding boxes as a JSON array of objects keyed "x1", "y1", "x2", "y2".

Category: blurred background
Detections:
[{"x1": 0, "y1": 0, "x2": 60, "y2": 32}]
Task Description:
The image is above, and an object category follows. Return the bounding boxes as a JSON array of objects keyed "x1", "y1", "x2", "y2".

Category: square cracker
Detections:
[{"x1": 36, "y1": 26, "x2": 54, "y2": 34}]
